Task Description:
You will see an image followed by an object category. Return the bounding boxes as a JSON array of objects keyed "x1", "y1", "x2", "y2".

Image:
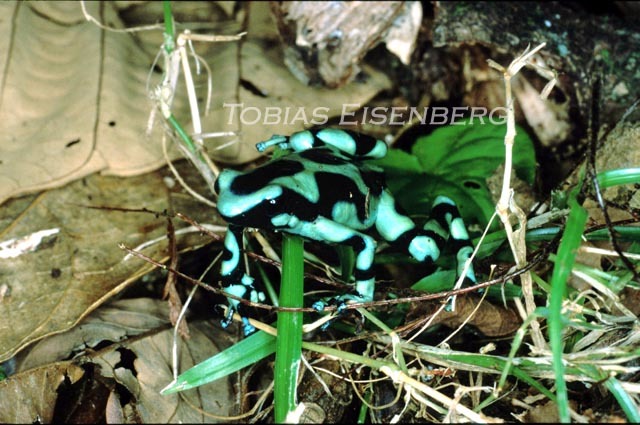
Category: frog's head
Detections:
[
  {"x1": 215, "y1": 169, "x2": 284, "y2": 227},
  {"x1": 214, "y1": 168, "x2": 240, "y2": 197}
]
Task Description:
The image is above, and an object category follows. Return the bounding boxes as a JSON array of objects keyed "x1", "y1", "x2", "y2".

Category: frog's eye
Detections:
[{"x1": 269, "y1": 199, "x2": 277, "y2": 205}]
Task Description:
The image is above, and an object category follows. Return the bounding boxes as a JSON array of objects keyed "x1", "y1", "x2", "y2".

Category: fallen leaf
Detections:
[
  {"x1": 0, "y1": 362, "x2": 85, "y2": 423},
  {"x1": 0, "y1": 2, "x2": 184, "y2": 205},
  {"x1": 0, "y1": 164, "x2": 217, "y2": 362},
  {"x1": 0, "y1": 1, "x2": 390, "y2": 205},
  {"x1": 6, "y1": 298, "x2": 235, "y2": 423},
  {"x1": 406, "y1": 295, "x2": 522, "y2": 337}
]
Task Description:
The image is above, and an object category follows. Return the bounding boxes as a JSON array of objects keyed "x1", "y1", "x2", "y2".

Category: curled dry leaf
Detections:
[
  {"x1": 405, "y1": 295, "x2": 522, "y2": 337},
  {"x1": 0, "y1": 362, "x2": 85, "y2": 423},
  {"x1": 270, "y1": 1, "x2": 419, "y2": 87},
  {"x1": 7, "y1": 298, "x2": 235, "y2": 423}
]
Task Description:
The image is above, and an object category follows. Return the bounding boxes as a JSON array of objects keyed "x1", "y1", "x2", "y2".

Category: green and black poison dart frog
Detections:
[{"x1": 214, "y1": 128, "x2": 477, "y2": 335}]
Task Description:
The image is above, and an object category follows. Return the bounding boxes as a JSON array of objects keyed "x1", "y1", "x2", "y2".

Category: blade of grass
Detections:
[
  {"x1": 163, "y1": 0, "x2": 175, "y2": 54},
  {"x1": 548, "y1": 192, "x2": 588, "y2": 423},
  {"x1": 604, "y1": 377, "x2": 640, "y2": 423},
  {"x1": 160, "y1": 329, "x2": 276, "y2": 394},
  {"x1": 596, "y1": 167, "x2": 640, "y2": 189},
  {"x1": 274, "y1": 234, "x2": 304, "y2": 422}
]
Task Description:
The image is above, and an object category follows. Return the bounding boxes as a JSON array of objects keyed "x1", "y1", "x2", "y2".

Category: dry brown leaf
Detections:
[
  {"x1": 0, "y1": 165, "x2": 215, "y2": 363},
  {"x1": 88, "y1": 300, "x2": 235, "y2": 423},
  {"x1": 406, "y1": 295, "x2": 522, "y2": 337},
  {"x1": 7, "y1": 298, "x2": 234, "y2": 423},
  {"x1": 0, "y1": 361, "x2": 85, "y2": 423},
  {"x1": 270, "y1": 1, "x2": 415, "y2": 87},
  {"x1": 524, "y1": 400, "x2": 562, "y2": 423},
  {"x1": 0, "y1": 2, "x2": 184, "y2": 205},
  {"x1": 0, "y1": 1, "x2": 390, "y2": 205}
]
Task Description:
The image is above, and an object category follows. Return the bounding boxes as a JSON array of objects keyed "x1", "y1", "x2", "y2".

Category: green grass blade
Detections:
[
  {"x1": 586, "y1": 226, "x2": 640, "y2": 241},
  {"x1": 162, "y1": 0, "x2": 175, "y2": 53},
  {"x1": 274, "y1": 235, "x2": 304, "y2": 422},
  {"x1": 160, "y1": 330, "x2": 276, "y2": 394},
  {"x1": 604, "y1": 377, "x2": 640, "y2": 423},
  {"x1": 596, "y1": 167, "x2": 640, "y2": 189},
  {"x1": 548, "y1": 194, "x2": 588, "y2": 422}
]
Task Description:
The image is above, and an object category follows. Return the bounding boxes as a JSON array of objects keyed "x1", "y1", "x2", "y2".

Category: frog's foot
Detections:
[
  {"x1": 255, "y1": 135, "x2": 288, "y2": 152},
  {"x1": 313, "y1": 278, "x2": 374, "y2": 330},
  {"x1": 313, "y1": 277, "x2": 374, "y2": 313},
  {"x1": 220, "y1": 305, "x2": 237, "y2": 330},
  {"x1": 312, "y1": 294, "x2": 364, "y2": 331},
  {"x1": 221, "y1": 274, "x2": 265, "y2": 336},
  {"x1": 220, "y1": 306, "x2": 256, "y2": 335},
  {"x1": 312, "y1": 293, "x2": 366, "y2": 313}
]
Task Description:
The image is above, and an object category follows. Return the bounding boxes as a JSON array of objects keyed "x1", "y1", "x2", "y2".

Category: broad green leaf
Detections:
[
  {"x1": 375, "y1": 148, "x2": 423, "y2": 176},
  {"x1": 412, "y1": 270, "x2": 456, "y2": 293},
  {"x1": 413, "y1": 119, "x2": 536, "y2": 184},
  {"x1": 376, "y1": 119, "x2": 536, "y2": 228}
]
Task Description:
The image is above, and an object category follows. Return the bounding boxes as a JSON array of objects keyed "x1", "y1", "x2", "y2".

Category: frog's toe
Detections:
[
  {"x1": 316, "y1": 299, "x2": 355, "y2": 330},
  {"x1": 241, "y1": 317, "x2": 256, "y2": 335},
  {"x1": 220, "y1": 306, "x2": 256, "y2": 335},
  {"x1": 220, "y1": 306, "x2": 235, "y2": 329},
  {"x1": 335, "y1": 299, "x2": 349, "y2": 313},
  {"x1": 314, "y1": 292, "x2": 368, "y2": 312},
  {"x1": 312, "y1": 296, "x2": 344, "y2": 312},
  {"x1": 313, "y1": 298, "x2": 333, "y2": 311}
]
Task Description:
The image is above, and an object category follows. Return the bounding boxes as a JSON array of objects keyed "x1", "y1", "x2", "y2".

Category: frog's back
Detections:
[
  {"x1": 287, "y1": 148, "x2": 384, "y2": 225},
  {"x1": 226, "y1": 147, "x2": 385, "y2": 230}
]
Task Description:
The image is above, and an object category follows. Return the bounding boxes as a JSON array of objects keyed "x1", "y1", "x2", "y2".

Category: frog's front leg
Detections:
[
  {"x1": 277, "y1": 215, "x2": 377, "y2": 311},
  {"x1": 220, "y1": 224, "x2": 265, "y2": 335}
]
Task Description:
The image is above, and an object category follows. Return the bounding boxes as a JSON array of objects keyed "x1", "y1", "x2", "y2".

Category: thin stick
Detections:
[
  {"x1": 80, "y1": 1, "x2": 164, "y2": 33},
  {"x1": 487, "y1": 42, "x2": 554, "y2": 351}
]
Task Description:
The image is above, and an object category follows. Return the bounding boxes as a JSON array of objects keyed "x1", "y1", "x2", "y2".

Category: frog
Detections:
[{"x1": 214, "y1": 128, "x2": 477, "y2": 335}]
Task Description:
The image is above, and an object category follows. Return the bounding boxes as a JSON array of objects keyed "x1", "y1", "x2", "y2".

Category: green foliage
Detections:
[
  {"x1": 548, "y1": 185, "x2": 588, "y2": 423},
  {"x1": 374, "y1": 119, "x2": 536, "y2": 228},
  {"x1": 596, "y1": 167, "x2": 640, "y2": 188},
  {"x1": 411, "y1": 269, "x2": 524, "y2": 300},
  {"x1": 161, "y1": 329, "x2": 276, "y2": 394},
  {"x1": 274, "y1": 235, "x2": 304, "y2": 422}
]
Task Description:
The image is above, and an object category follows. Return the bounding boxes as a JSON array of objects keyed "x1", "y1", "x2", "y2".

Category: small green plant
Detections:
[{"x1": 375, "y1": 118, "x2": 536, "y2": 229}]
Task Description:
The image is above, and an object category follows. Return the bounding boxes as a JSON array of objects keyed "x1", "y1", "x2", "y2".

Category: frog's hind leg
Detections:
[
  {"x1": 374, "y1": 189, "x2": 445, "y2": 264},
  {"x1": 374, "y1": 191, "x2": 476, "y2": 286},
  {"x1": 428, "y1": 196, "x2": 477, "y2": 286},
  {"x1": 287, "y1": 216, "x2": 377, "y2": 311},
  {"x1": 220, "y1": 224, "x2": 265, "y2": 335}
]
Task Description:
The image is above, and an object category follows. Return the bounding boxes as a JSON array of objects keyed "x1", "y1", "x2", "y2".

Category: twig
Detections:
[
  {"x1": 488, "y1": 43, "x2": 555, "y2": 351},
  {"x1": 80, "y1": 1, "x2": 164, "y2": 33}
]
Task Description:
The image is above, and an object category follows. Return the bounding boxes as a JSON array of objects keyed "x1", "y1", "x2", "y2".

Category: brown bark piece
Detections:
[{"x1": 270, "y1": 1, "x2": 407, "y2": 87}]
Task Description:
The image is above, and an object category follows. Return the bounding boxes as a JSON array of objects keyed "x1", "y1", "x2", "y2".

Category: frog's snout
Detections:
[{"x1": 214, "y1": 169, "x2": 241, "y2": 195}]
